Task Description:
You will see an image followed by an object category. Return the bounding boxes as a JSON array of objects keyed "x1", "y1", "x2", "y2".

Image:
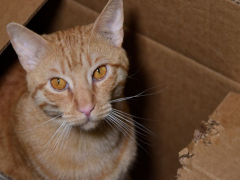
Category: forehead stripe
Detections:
[{"x1": 108, "y1": 63, "x2": 128, "y2": 71}]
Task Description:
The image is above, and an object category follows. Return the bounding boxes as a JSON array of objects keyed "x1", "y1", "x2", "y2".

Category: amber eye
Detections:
[
  {"x1": 51, "y1": 78, "x2": 67, "y2": 90},
  {"x1": 93, "y1": 65, "x2": 107, "y2": 80}
]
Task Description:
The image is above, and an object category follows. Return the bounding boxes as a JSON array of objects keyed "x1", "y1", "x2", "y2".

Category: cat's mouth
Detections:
[{"x1": 66, "y1": 117, "x2": 103, "y2": 131}]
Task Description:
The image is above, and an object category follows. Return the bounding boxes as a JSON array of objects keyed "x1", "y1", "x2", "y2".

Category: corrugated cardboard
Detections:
[
  {"x1": 1, "y1": 0, "x2": 240, "y2": 179},
  {"x1": 177, "y1": 92, "x2": 240, "y2": 180}
]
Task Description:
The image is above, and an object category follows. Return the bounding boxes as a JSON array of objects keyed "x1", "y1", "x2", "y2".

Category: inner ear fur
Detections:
[
  {"x1": 6, "y1": 22, "x2": 49, "y2": 72},
  {"x1": 93, "y1": 0, "x2": 124, "y2": 47}
]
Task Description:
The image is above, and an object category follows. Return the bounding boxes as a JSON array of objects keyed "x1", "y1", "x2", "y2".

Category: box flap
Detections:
[
  {"x1": 0, "y1": 0, "x2": 47, "y2": 54},
  {"x1": 177, "y1": 92, "x2": 240, "y2": 180}
]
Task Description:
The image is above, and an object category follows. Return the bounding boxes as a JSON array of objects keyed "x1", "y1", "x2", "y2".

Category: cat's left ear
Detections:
[
  {"x1": 93, "y1": 0, "x2": 124, "y2": 47},
  {"x1": 6, "y1": 23, "x2": 49, "y2": 73}
]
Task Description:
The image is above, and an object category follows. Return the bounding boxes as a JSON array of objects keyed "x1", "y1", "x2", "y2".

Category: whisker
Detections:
[
  {"x1": 48, "y1": 122, "x2": 67, "y2": 159},
  {"x1": 111, "y1": 110, "x2": 155, "y2": 136},
  {"x1": 109, "y1": 114, "x2": 154, "y2": 146},
  {"x1": 105, "y1": 117, "x2": 119, "y2": 135},
  {"x1": 111, "y1": 113, "x2": 151, "y2": 139},
  {"x1": 109, "y1": 83, "x2": 171, "y2": 103},
  {"x1": 107, "y1": 116, "x2": 128, "y2": 137},
  {"x1": 128, "y1": 58, "x2": 146, "y2": 78},
  {"x1": 127, "y1": 76, "x2": 140, "y2": 81},
  {"x1": 24, "y1": 122, "x2": 65, "y2": 171},
  {"x1": 107, "y1": 116, "x2": 126, "y2": 136},
  {"x1": 56, "y1": 123, "x2": 72, "y2": 161},
  {"x1": 112, "y1": 108, "x2": 154, "y2": 121},
  {"x1": 107, "y1": 115, "x2": 150, "y2": 155},
  {"x1": 18, "y1": 114, "x2": 62, "y2": 133},
  {"x1": 52, "y1": 123, "x2": 69, "y2": 160}
]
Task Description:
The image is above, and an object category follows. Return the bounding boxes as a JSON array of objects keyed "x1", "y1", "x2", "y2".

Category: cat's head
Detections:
[{"x1": 6, "y1": 0, "x2": 128, "y2": 131}]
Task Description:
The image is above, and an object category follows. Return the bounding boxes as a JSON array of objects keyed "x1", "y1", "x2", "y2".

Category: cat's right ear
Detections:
[
  {"x1": 93, "y1": 0, "x2": 124, "y2": 47},
  {"x1": 6, "y1": 23, "x2": 49, "y2": 73}
]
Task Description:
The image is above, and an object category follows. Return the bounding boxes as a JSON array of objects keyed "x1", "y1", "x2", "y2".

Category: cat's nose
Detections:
[{"x1": 79, "y1": 105, "x2": 95, "y2": 118}]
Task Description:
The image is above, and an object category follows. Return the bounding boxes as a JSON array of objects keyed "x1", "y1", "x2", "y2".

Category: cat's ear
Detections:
[
  {"x1": 6, "y1": 23, "x2": 49, "y2": 72},
  {"x1": 93, "y1": 0, "x2": 124, "y2": 47}
]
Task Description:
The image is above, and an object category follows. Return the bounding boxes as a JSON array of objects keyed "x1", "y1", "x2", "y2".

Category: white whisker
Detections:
[
  {"x1": 107, "y1": 114, "x2": 150, "y2": 155},
  {"x1": 111, "y1": 112, "x2": 150, "y2": 138},
  {"x1": 106, "y1": 116, "x2": 124, "y2": 135},
  {"x1": 112, "y1": 108, "x2": 153, "y2": 121},
  {"x1": 52, "y1": 123, "x2": 68, "y2": 159},
  {"x1": 105, "y1": 116, "x2": 118, "y2": 135},
  {"x1": 18, "y1": 114, "x2": 62, "y2": 133},
  {"x1": 109, "y1": 114, "x2": 154, "y2": 146},
  {"x1": 109, "y1": 83, "x2": 171, "y2": 103},
  {"x1": 56, "y1": 123, "x2": 72, "y2": 161},
  {"x1": 111, "y1": 110, "x2": 155, "y2": 136},
  {"x1": 128, "y1": 58, "x2": 146, "y2": 78},
  {"x1": 24, "y1": 122, "x2": 65, "y2": 171}
]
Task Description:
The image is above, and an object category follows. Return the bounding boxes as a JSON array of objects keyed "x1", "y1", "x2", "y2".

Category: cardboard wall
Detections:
[
  {"x1": 0, "y1": 0, "x2": 47, "y2": 54},
  {"x1": 2, "y1": 0, "x2": 240, "y2": 179}
]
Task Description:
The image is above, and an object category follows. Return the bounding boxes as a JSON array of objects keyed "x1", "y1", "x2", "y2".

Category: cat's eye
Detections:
[
  {"x1": 93, "y1": 65, "x2": 107, "y2": 80},
  {"x1": 51, "y1": 78, "x2": 67, "y2": 90}
]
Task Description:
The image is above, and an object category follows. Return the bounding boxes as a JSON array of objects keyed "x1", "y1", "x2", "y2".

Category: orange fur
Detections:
[{"x1": 0, "y1": 0, "x2": 137, "y2": 179}]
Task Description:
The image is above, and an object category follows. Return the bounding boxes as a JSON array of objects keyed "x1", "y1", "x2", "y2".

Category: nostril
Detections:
[{"x1": 79, "y1": 106, "x2": 95, "y2": 118}]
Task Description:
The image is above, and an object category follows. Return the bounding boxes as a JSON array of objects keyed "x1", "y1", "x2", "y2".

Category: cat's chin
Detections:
[
  {"x1": 71, "y1": 119, "x2": 101, "y2": 131},
  {"x1": 81, "y1": 120, "x2": 100, "y2": 131}
]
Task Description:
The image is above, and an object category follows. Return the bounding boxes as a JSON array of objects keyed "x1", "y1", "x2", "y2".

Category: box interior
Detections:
[{"x1": 1, "y1": 0, "x2": 240, "y2": 179}]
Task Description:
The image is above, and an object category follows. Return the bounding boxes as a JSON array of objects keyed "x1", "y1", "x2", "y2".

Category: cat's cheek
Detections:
[{"x1": 112, "y1": 85, "x2": 124, "y2": 98}]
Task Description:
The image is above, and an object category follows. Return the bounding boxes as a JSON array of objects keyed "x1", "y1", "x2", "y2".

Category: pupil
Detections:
[
  {"x1": 97, "y1": 68, "x2": 100, "y2": 74},
  {"x1": 57, "y1": 78, "x2": 60, "y2": 85}
]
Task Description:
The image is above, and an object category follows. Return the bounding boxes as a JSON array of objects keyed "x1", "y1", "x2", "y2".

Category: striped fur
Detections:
[{"x1": 3, "y1": 0, "x2": 137, "y2": 179}]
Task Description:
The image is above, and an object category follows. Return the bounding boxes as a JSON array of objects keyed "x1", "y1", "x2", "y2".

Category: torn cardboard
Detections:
[{"x1": 178, "y1": 92, "x2": 240, "y2": 180}]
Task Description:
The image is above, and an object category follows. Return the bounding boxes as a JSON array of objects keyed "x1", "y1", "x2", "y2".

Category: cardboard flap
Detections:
[
  {"x1": 0, "y1": 0, "x2": 47, "y2": 54},
  {"x1": 177, "y1": 92, "x2": 240, "y2": 180}
]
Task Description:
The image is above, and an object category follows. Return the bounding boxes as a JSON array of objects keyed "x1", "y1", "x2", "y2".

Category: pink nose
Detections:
[{"x1": 79, "y1": 106, "x2": 94, "y2": 118}]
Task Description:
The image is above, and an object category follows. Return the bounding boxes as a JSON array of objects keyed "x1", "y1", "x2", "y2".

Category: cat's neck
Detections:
[{"x1": 13, "y1": 93, "x2": 129, "y2": 179}]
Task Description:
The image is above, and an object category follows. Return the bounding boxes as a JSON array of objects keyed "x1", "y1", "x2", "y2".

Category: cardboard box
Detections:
[{"x1": 1, "y1": 0, "x2": 240, "y2": 179}]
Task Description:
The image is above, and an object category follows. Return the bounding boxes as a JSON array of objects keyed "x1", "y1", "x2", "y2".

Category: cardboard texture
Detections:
[
  {"x1": 1, "y1": 0, "x2": 240, "y2": 179},
  {"x1": 177, "y1": 92, "x2": 240, "y2": 180},
  {"x1": 0, "y1": 0, "x2": 47, "y2": 54}
]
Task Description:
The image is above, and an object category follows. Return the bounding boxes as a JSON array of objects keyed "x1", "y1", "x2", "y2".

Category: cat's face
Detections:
[
  {"x1": 29, "y1": 28, "x2": 128, "y2": 130},
  {"x1": 7, "y1": 0, "x2": 127, "y2": 130}
]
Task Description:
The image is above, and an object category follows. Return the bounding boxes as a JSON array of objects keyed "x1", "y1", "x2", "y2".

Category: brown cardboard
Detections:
[
  {"x1": 177, "y1": 92, "x2": 240, "y2": 180},
  {"x1": 1, "y1": 0, "x2": 240, "y2": 180},
  {"x1": 0, "y1": 0, "x2": 47, "y2": 54}
]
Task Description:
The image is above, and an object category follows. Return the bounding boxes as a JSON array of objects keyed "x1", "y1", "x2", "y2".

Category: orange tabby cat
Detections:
[{"x1": 0, "y1": 0, "x2": 137, "y2": 179}]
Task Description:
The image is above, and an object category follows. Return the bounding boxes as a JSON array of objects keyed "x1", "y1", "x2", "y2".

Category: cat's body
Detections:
[
  {"x1": 0, "y1": 0, "x2": 137, "y2": 179},
  {"x1": 13, "y1": 81, "x2": 135, "y2": 180}
]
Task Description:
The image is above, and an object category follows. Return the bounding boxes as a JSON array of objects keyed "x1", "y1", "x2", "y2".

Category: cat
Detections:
[{"x1": 0, "y1": 0, "x2": 137, "y2": 179}]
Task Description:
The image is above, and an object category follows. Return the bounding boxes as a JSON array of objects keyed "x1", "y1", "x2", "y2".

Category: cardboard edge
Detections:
[
  {"x1": 176, "y1": 119, "x2": 222, "y2": 179},
  {"x1": 0, "y1": 0, "x2": 49, "y2": 55}
]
